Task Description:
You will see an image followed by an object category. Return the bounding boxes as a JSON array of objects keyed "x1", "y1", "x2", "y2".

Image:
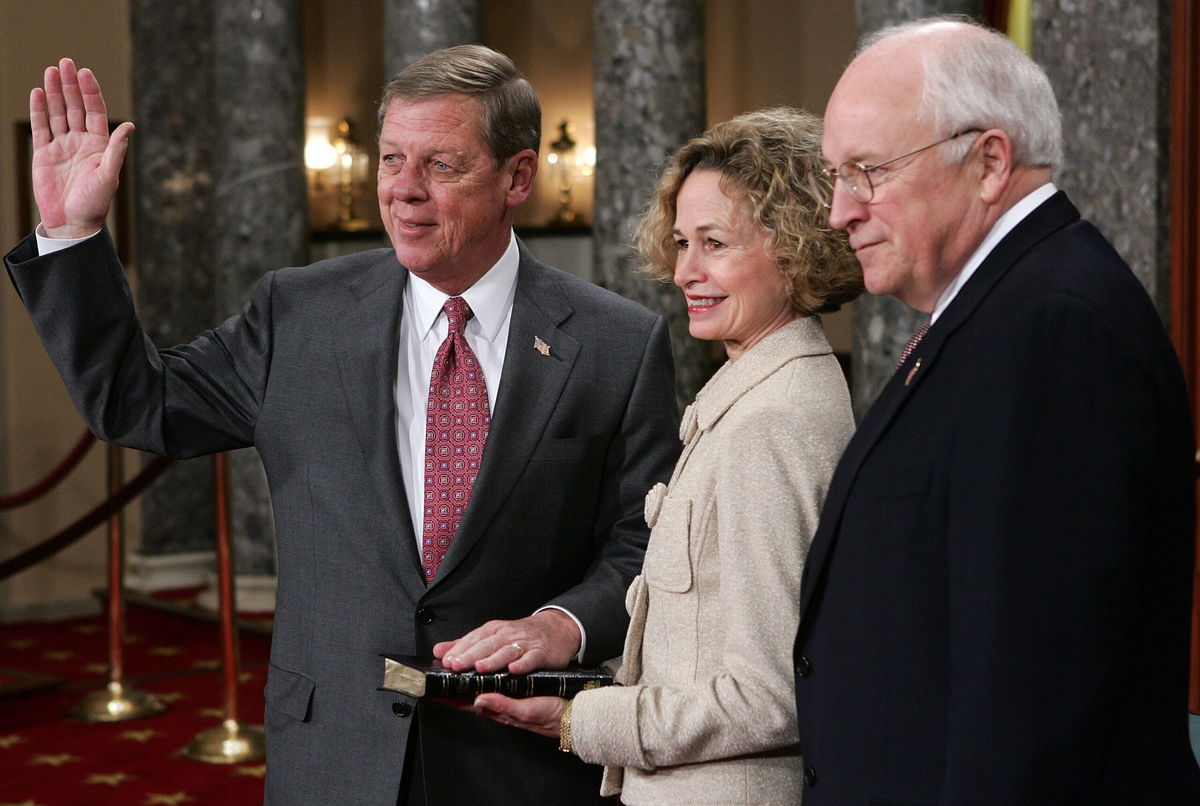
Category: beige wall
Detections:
[
  {"x1": 707, "y1": 0, "x2": 856, "y2": 121},
  {"x1": 1, "y1": 0, "x2": 854, "y2": 616},
  {"x1": 0, "y1": 0, "x2": 134, "y2": 618},
  {"x1": 704, "y1": 0, "x2": 857, "y2": 354}
]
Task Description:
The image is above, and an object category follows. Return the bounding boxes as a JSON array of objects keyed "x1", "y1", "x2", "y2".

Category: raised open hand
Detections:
[{"x1": 30, "y1": 58, "x2": 134, "y2": 239}]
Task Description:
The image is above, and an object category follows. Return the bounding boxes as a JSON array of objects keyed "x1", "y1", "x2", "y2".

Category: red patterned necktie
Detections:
[
  {"x1": 421, "y1": 297, "x2": 491, "y2": 582},
  {"x1": 897, "y1": 318, "x2": 931, "y2": 368}
]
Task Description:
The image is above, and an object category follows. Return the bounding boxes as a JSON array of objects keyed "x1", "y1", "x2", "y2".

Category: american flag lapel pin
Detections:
[
  {"x1": 905, "y1": 358, "x2": 922, "y2": 386},
  {"x1": 533, "y1": 336, "x2": 551, "y2": 357}
]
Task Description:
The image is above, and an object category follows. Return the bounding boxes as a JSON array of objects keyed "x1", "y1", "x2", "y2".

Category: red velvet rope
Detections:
[
  {"x1": 0, "y1": 455, "x2": 173, "y2": 581},
  {"x1": 0, "y1": 430, "x2": 97, "y2": 510}
]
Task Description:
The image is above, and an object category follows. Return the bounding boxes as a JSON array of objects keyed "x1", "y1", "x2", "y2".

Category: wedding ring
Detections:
[{"x1": 509, "y1": 642, "x2": 525, "y2": 657}]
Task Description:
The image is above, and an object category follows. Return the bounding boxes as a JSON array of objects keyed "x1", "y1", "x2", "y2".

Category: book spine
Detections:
[{"x1": 423, "y1": 672, "x2": 604, "y2": 699}]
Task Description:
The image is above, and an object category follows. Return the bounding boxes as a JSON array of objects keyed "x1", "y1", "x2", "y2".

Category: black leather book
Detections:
[{"x1": 380, "y1": 654, "x2": 614, "y2": 699}]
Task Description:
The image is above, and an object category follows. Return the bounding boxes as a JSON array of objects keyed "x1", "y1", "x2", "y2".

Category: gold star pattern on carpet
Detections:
[
  {"x1": 40, "y1": 650, "x2": 75, "y2": 662},
  {"x1": 86, "y1": 772, "x2": 136, "y2": 786},
  {"x1": 144, "y1": 793, "x2": 194, "y2": 805},
  {"x1": 198, "y1": 707, "x2": 224, "y2": 719},
  {"x1": 4, "y1": 638, "x2": 35, "y2": 650},
  {"x1": 118, "y1": 729, "x2": 161, "y2": 743},
  {"x1": 155, "y1": 691, "x2": 185, "y2": 703},
  {"x1": 0, "y1": 734, "x2": 25, "y2": 749},
  {"x1": 71, "y1": 624, "x2": 101, "y2": 635},
  {"x1": 29, "y1": 753, "x2": 78, "y2": 767},
  {"x1": 191, "y1": 658, "x2": 220, "y2": 671},
  {"x1": 232, "y1": 764, "x2": 266, "y2": 779},
  {"x1": 149, "y1": 646, "x2": 182, "y2": 657},
  {"x1": 83, "y1": 663, "x2": 109, "y2": 675},
  {"x1": 0, "y1": 799, "x2": 44, "y2": 806}
]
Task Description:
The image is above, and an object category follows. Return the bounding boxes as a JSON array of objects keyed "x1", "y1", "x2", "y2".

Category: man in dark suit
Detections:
[
  {"x1": 794, "y1": 17, "x2": 1200, "y2": 804},
  {"x1": 5, "y1": 48, "x2": 679, "y2": 805}
]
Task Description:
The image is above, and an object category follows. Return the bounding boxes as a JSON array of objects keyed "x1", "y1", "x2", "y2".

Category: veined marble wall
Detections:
[
  {"x1": 1035, "y1": 0, "x2": 1171, "y2": 315},
  {"x1": 131, "y1": 0, "x2": 219, "y2": 561},
  {"x1": 212, "y1": 0, "x2": 307, "y2": 577},
  {"x1": 591, "y1": 0, "x2": 718, "y2": 406},
  {"x1": 131, "y1": 0, "x2": 307, "y2": 580},
  {"x1": 384, "y1": 0, "x2": 482, "y2": 77}
]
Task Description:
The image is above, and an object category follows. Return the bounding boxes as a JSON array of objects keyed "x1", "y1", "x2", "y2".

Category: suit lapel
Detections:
[
  {"x1": 800, "y1": 192, "x2": 1082, "y2": 618},
  {"x1": 431, "y1": 246, "x2": 580, "y2": 585},
  {"x1": 332, "y1": 254, "x2": 426, "y2": 602}
]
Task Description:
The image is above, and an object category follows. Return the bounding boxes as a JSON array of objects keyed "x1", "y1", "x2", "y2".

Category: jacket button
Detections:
[
  {"x1": 415, "y1": 607, "x2": 434, "y2": 625},
  {"x1": 796, "y1": 656, "x2": 812, "y2": 677},
  {"x1": 804, "y1": 766, "x2": 817, "y2": 787},
  {"x1": 392, "y1": 701, "x2": 412, "y2": 718}
]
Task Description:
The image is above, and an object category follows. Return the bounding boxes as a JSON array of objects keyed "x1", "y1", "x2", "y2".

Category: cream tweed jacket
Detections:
[{"x1": 570, "y1": 317, "x2": 855, "y2": 805}]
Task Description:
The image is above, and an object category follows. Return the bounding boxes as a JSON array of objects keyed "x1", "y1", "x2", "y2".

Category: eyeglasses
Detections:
[{"x1": 818, "y1": 129, "x2": 982, "y2": 206}]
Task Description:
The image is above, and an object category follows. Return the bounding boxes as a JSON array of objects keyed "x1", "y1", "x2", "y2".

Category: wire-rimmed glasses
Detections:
[{"x1": 815, "y1": 129, "x2": 983, "y2": 208}]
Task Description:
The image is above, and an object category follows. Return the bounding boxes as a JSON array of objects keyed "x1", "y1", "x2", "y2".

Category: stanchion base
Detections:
[
  {"x1": 71, "y1": 681, "x2": 168, "y2": 723},
  {"x1": 183, "y1": 718, "x2": 266, "y2": 764}
]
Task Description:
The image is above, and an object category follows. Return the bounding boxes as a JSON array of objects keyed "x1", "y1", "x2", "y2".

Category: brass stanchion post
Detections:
[
  {"x1": 72, "y1": 443, "x2": 167, "y2": 722},
  {"x1": 183, "y1": 452, "x2": 265, "y2": 763}
]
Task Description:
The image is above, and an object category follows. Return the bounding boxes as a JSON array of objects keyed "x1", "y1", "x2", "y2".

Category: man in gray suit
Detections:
[{"x1": 6, "y1": 47, "x2": 679, "y2": 805}]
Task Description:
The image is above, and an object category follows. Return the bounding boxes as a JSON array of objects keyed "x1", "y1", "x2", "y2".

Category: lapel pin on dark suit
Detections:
[
  {"x1": 533, "y1": 336, "x2": 551, "y2": 357},
  {"x1": 905, "y1": 358, "x2": 922, "y2": 386}
]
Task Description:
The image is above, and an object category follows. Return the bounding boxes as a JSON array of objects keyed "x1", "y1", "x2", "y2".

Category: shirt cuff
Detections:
[
  {"x1": 534, "y1": 605, "x2": 587, "y2": 664},
  {"x1": 35, "y1": 223, "x2": 100, "y2": 256}
]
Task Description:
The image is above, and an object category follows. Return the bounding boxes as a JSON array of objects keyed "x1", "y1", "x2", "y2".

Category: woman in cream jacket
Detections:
[{"x1": 474, "y1": 108, "x2": 863, "y2": 805}]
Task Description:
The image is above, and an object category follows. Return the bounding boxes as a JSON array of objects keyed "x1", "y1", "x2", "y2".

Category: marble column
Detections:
[
  {"x1": 1035, "y1": 1, "x2": 1171, "y2": 316},
  {"x1": 212, "y1": 0, "x2": 308, "y2": 578},
  {"x1": 131, "y1": 0, "x2": 218, "y2": 561},
  {"x1": 128, "y1": 0, "x2": 306, "y2": 594},
  {"x1": 848, "y1": 0, "x2": 984, "y2": 418},
  {"x1": 592, "y1": 0, "x2": 716, "y2": 407},
  {"x1": 383, "y1": 0, "x2": 482, "y2": 78}
]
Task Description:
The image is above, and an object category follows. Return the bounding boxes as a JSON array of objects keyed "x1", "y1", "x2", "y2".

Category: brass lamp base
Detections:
[
  {"x1": 71, "y1": 680, "x2": 167, "y2": 723},
  {"x1": 183, "y1": 718, "x2": 266, "y2": 764}
]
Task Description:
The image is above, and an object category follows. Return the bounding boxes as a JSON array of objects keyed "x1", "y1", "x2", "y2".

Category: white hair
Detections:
[{"x1": 859, "y1": 16, "x2": 1063, "y2": 171}]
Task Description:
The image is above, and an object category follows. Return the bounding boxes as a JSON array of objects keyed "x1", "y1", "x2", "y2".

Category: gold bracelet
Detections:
[{"x1": 559, "y1": 700, "x2": 574, "y2": 753}]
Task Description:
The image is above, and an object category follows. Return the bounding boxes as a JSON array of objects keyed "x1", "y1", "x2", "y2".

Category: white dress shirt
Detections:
[{"x1": 396, "y1": 233, "x2": 518, "y2": 542}]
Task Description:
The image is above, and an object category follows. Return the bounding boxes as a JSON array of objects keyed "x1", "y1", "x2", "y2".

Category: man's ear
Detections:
[
  {"x1": 505, "y1": 149, "x2": 538, "y2": 208},
  {"x1": 976, "y1": 129, "x2": 1013, "y2": 205}
]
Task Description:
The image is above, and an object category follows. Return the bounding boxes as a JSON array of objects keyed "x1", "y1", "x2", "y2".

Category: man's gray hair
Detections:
[
  {"x1": 377, "y1": 44, "x2": 541, "y2": 164},
  {"x1": 859, "y1": 16, "x2": 1063, "y2": 171}
]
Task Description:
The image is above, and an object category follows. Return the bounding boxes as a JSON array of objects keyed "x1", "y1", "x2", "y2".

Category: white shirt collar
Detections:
[
  {"x1": 407, "y1": 230, "x2": 520, "y2": 343},
  {"x1": 931, "y1": 183, "x2": 1057, "y2": 323}
]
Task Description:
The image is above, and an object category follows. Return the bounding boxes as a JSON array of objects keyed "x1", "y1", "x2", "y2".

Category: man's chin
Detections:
[{"x1": 390, "y1": 246, "x2": 441, "y2": 274}]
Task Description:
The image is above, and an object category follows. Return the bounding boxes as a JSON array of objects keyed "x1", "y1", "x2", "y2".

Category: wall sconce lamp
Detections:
[
  {"x1": 546, "y1": 119, "x2": 595, "y2": 227},
  {"x1": 305, "y1": 117, "x2": 371, "y2": 232}
]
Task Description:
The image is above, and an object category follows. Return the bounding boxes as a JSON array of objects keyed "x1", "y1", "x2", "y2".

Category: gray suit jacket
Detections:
[{"x1": 5, "y1": 230, "x2": 681, "y2": 805}]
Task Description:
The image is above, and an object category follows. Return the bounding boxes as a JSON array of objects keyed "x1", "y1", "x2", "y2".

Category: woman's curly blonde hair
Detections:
[{"x1": 636, "y1": 107, "x2": 863, "y2": 315}]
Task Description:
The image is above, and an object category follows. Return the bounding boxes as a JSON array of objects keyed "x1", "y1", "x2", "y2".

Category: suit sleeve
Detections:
[
  {"x1": 5, "y1": 229, "x2": 270, "y2": 457},
  {"x1": 544, "y1": 314, "x2": 680, "y2": 662},
  {"x1": 569, "y1": 385, "x2": 844, "y2": 769},
  {"x1": 939, "y1": 292, "x2": 1190, "y2": 801}
]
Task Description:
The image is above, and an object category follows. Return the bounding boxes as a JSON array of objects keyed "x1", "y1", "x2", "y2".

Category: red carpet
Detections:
[{"x1": 0, "y1": 596, "x2": 271, "y2": 805}]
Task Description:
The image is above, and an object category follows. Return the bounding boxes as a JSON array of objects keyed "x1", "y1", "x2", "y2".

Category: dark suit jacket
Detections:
[
  {"x1": 5, "y1": 232, "x2": 680, "y2": 805},
  {"x1": 793, "y1": 192, "x2": 1200, "y2": 805}
]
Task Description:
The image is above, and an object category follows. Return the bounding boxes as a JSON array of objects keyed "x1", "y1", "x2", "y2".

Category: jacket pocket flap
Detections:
[
  {"x1": 642, "y1": 497, "x2": 693, "y2": 593},
  {"x1": 265, "y1": 662, "x2": 316, "y2": 723}
]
